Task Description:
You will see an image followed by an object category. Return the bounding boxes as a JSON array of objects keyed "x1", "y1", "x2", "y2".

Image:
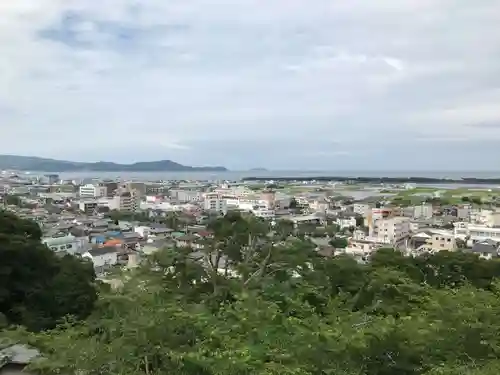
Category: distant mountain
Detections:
[{"x1": 0, "y1": 155, "x2": 228, "y2": 172}]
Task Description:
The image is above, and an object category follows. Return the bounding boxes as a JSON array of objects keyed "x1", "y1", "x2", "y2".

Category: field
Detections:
[{"x1": 390, "y1": 187, "x2": 500, "y2": 205}]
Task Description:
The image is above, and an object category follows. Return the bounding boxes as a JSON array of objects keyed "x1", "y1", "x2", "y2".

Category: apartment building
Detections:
[
  {"x1": 79, "y1": 200, "x2": 99, "y2": 213},
  {"x1": 370, "y1": 216, "x2": 410, "y2": 244},
  {"x1": 213, "y1": 185, "x2": 252, "y2": 198},
  {"x1": 253, "y1": 207, "x2": 275, "y2": 219},
  {"x1": 79, "y1": 183, "x2": 107, "y2": 198},
  {"x1": 204, "y1": 193, "x2": 228, "y2": 213},
  {"x1": 413, "y1": 204, "x2": 433, "y2": 219},
  {"x1": 353, "y1": 203, "x2": 371, "y2": 216},
  {"x1": 454, "y1": 222, "x2": 500, "y2": 244},
  {"x1": 97, "y1": 190, "x2": 139, "y2": 212},
  {"x1": 335, "y1": 214, "x2": 357, "y2": 229},
  {"x1": 170, "y1": 189, "x2": 203, "y2": 203}
]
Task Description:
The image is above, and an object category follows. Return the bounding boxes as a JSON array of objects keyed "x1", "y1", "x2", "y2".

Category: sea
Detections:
[{"x1": 30, "y1": 170, "x2": 500, "y2": 183}]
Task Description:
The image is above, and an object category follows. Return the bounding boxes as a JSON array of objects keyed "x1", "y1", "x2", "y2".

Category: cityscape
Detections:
[
  {"x1": 3, "y1": 169, "x2": 500, "y2": 275},
  {"x1": 2, "y1": 0, "x2": 500, "y2": 374},
  {"x1": 4, "y1": 176, "x2": 500, "y2": 375}
]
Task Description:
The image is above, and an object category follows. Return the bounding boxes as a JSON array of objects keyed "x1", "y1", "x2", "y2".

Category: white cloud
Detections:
[{"x1": 0, "y1": 0, "x2": 500, "y2": 169}]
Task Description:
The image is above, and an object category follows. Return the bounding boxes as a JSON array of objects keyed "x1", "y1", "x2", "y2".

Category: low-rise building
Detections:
[
  {"x1": 411, "y1": 229, "x2": 456, "y2": 254},
  {"x1": 468, "y1": 239, "x2": 500, "y2": 260},
  {"x1": 83, "y1": 246, "x2": 119, "y2": 274},
  {"x1": 42, "y1": 234, "x2": 88, "y2": 255}
]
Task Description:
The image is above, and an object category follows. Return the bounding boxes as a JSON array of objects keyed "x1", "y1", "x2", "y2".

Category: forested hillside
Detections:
[{"x1": 3, "y1": 212, "x2": 500, "y2": 375}]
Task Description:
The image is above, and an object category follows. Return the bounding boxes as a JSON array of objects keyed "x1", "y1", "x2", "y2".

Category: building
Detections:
[
  {"x1": 353, "y1": 203, "x2": 371, "y2": 216},
  {"x1": 98, "y1": 190, "x2": 139, "y2": 212},
  {"x1": 370, "y1": 216, "x2": 410, "y2": 244},
  {"x1": 335, "y1": 213, "x2": 357, "y2": 229},
  {"x1": 252, "y1": 207, "x2": 275, "y2": 219},
  {"x1": 411, "y1": 229, "x2": 456, "y2": 253},
  {"x1": 79, "y1": 200, "x2": 98, "y2": 213},
  {"x1": 456, "y1": 205, "x2": 470, "y2": 220},
  {"x1": 42, "y1": 235, "x2": 88, "y2": 255},
  {"x1": 79, "y1": 184, "x2": 107, "y2": 198},
  {"x1": 170, "y1": 189, "x2": 203, "y2": 203},
  {"x1": 454, "y1": 222, "x2": 500, "y2": 245},
  {"x1": 83, "y1": 247, "x2": 119, "y2": 275},
  {"x1": 260, "y1": 191, "x2": 276, "y2": 209},
  {"x1": 468, "y1": 239, "x2": 500, "y2": 259},
  {"x1": 213, "y1": 185, "x2": 252, "y2": 198},
  {"x1": 413, "y1": 204, "x2": 433, "y2": 219},
  {"x1": 204, "y1": 193, "x2": 228, "y2": 213}
]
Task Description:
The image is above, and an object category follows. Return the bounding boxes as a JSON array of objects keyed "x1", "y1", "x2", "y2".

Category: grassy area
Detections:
[{"x1": 391, "y1": 187, "x2": 500, "y2": 205}]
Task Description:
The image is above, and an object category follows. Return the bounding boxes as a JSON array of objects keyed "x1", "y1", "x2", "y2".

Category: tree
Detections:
[
  {"x1": 273, "y1": 219, "x2": 295, "y2": 240},
  {"x1": 8, "y1": 213, "x2": 500, "y2": 375},
  {"x1": 0, "y1": 210, "x2": 42, "y2": 240},
  {"x1": 355, "y1": 216, "x2": 365, "y2": 227},
  {"x1": 3, "y1": 194, "x2": 22, "y2": 207},
  {"x1": 0, "y1": 211, "x2": 97, "y2": 331},
  {"x1": 329, "y1": 236, "x2": 348, "y2": 249}
]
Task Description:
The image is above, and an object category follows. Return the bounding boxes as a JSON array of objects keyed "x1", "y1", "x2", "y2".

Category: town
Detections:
[{"x1": 1, "y1": 170, "x2": 500, "y2": 278}]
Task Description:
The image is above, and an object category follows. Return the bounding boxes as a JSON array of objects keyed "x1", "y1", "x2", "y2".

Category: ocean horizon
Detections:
[{"x1": 27, "y1": 170, "x2": 500, "y2": 182}]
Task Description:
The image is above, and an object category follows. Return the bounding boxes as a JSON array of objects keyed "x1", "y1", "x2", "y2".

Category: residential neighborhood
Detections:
[{"x1": 2, "y1": 170, "x2": 500, "y2": 280}]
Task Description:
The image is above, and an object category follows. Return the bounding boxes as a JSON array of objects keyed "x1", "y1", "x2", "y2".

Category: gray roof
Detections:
[
  {"x1": 0, "y1": 345, "x2": 39, "y2": 366},
  {"x1": 88, "y1": 246, "x2": 119, "y2": 256},
  {"x1": 470, "y1": 239, "x2": 500, "y2": 254}
]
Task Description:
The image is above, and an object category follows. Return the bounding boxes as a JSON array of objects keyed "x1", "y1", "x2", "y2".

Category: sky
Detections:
[{"x1": 1, "y1": 0, "x2": 500, "y2": 171}]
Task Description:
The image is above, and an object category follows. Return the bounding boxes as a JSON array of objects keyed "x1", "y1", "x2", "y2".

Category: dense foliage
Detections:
[
  {"x1": 5, "y1": 212, "x2": 500, "y2": 374},
  {"x1": 0, "y1": 211, "x2": 97, "y2": 331}
]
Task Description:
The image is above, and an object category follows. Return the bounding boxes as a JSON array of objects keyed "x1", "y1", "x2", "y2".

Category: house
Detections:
[
  {"x1": 410, "y1": 229, "x2": 456, "y2": 254},
  {"x1": 0, "y1": 345, "x2": 39, "y2": 375},
  {"x1": 335, "y1": 213, "x2": 357, "y2": 229},
  {"x1": 141, "y1": 239, "x2": 175, "y2": 255},
  {"x1": 468, "y1": 239, "x2": 500, "y2": 260},
  {"x1": 83, "y1": 246, "x2": 119, "y2": 275},
  {"x1": 122, "y1": 232, "x2": 142, "y2": 246},
  {"x1": 344, "y1": 240, "x2": 381, "y2": 258},
  {"x1": 134, "y1": 224, "x2": 173, "y2": 238},
  {"x1": 42, "y1": 234, "x2": 89, "y2": 255},
  {"x1": 176, "y1": 234, "x2": 203, "y2": 249}
]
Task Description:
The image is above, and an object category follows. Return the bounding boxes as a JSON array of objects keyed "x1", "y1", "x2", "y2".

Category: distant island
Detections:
[
  {"x1": 248, "y1": 168, "x2": 269, "y2": 172},
  {"x1": 0, "y1": 155, "x2": 228, "y2": 172},
  {"x1": 242, "y1": 176, "x2": 500, "y2": 184}
]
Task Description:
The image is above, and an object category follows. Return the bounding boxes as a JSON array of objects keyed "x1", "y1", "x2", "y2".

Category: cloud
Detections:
[{"x1": 1, "y1": 0, "x2": 500, "y2": 170}]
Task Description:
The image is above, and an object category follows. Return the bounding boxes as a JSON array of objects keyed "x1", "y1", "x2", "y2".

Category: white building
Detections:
[
  {"x1": 454, "y1": 222, "x2": 500, "y2": 244},
  {"x1": 83, "y1": 247, "x2": 119, "y2": 274},
  {"x1": 79, "y1": 184, "x2": 107, "y2": 198},
  {"x1": 98, "y1": 191, "x2": 138, "y2": 212},
  {"x1": 370, "y1": 216, "x2": 410, "y2": 244},
  {"x1": 336, "y1": 216, "x2": 357, "y2": 229},
  {"x1": 213, "y1": 185, "x2": 252, "y2": 198},
  {"x1": 252, "y1": 207, "x2": 275, "y2": 219},
  {"x1": 353, "y1": 203, "x2": 371, "y2": 216},
  {"x1": 413, "y1": 204, "x2": 433, "y2": 219},
  {"x1": 78, "y1": 199, "x2": 98, "y2": 213},
  {"x1": 43, "y1": 235, "x2": 88, "y2": 255},
  {"x1": 204, "y1": 193, "x2": 228, "y2": 213}
]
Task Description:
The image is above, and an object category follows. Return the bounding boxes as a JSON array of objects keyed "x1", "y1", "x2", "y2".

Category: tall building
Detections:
[
  {"x1": 79, "y1": 184, "x2": 107, "y2": 198},
  {"x1": 204, "y1": 193, "x2": 228, "y2": 213},
  {"x1": 370, "y1": 216, "x2": 410, "y2": 244}
]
